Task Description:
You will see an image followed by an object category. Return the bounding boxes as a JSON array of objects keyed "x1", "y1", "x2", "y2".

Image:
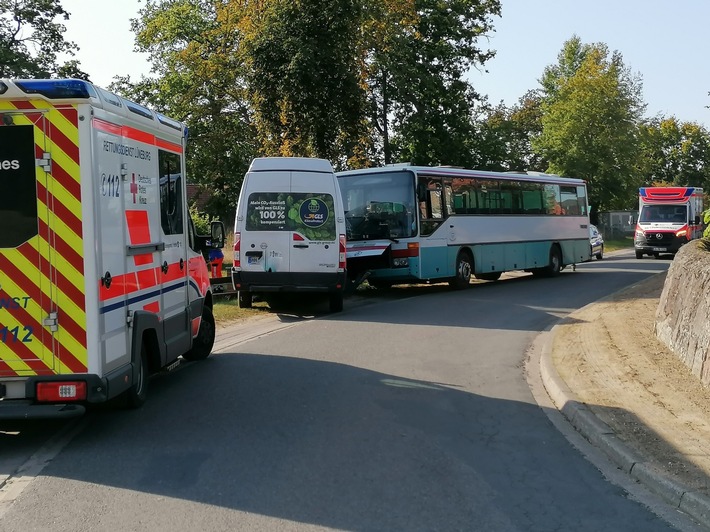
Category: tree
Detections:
[
  {"x1": 118, "y1": 0, "x2": 257, "y2": 224},
  {"x1": 0, "y1": 0, "x2": 88, "y2": 78},
  {"x1": 534, "y1": 37, "x2": 646, "y2": 212},
  {"x1": 478, "y1": 91, "x2": 545, "y2": 172},
  {"x1": 116, "y1": 0, "x2": 502, "y2": 221},
  {"x1": 365, "y1": 0, "x2": 501, "y2": 166},
  {"x1": 638, "y1": 116, "x2": 710, "y2": 189},
  {"x1": 240, "y1": 0, "x2": 366, "y2": 165}
]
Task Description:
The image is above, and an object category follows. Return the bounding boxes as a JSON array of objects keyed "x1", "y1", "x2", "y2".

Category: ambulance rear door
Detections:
[{"x1": 0, "y1": 104, "x2": 88, "y2": 383}]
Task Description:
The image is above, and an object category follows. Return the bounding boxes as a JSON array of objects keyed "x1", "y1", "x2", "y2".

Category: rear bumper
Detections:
[
  {"x1": 0, "y1": 372, "x2": 115, "y2": 420},
  {"x1": 232, "y1": 270, "x2": 346, "y2": 293},
  {"x1": 0, "y1": 400, "x2": 85, "y2": 420}
]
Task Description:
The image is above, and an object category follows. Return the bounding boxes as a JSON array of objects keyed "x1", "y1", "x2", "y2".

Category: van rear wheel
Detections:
[
  {"x1": 329, "y1": 292, "x2": 344, "y2": 313},
  {"x1": 124, "y1": 342, "x2": 149, "y2": 408},
  {"x1": 238, "y1": 291, "x2": 252, "y2": 309}
]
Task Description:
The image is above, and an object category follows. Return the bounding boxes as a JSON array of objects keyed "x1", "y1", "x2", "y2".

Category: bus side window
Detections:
[
  {"x1": 443, "y1": 184, "x2": 455, "y2": 216},
  {"x1": 430, "y1": 189, "x2": 443, "y2": 219}
]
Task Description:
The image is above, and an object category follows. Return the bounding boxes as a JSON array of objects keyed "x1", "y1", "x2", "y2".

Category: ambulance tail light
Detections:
[
  {"x1": 339, "y1": 234, "x2": 346, "y2": 271},
  {"x1": 36, "y1": 381, "x2": 87, "y2": 402},
  {"x1": 233, "y1": 232, "x2": 241, "y2": 268}
]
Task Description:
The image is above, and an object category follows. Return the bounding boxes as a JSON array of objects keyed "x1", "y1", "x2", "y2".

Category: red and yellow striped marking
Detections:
[{"x1": 0, "y1": 100, "x2": 87, "y2": 378}]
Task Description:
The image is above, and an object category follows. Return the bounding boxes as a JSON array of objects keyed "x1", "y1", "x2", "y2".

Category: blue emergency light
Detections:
[{"x1": 15, "y1": 79, "x2": 97, "y2": 99}]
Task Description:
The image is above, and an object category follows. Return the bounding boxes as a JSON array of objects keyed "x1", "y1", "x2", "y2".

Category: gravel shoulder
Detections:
[{"x1": 551, "y1": 270, "x2": 710, "y2": 494}]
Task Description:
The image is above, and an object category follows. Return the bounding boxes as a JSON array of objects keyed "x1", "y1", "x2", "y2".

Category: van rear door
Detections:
[
  {"x1": 289, "y1": 171, "x2": 339, "y2": 274},
  {"x1": 240, "y1": 171, "x2": 292, "y2": 274}
]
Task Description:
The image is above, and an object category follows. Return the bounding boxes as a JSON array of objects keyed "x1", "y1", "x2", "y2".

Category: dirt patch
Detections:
[{"x1": 552, "y1": 271, "x2": 710, "y2": 493}]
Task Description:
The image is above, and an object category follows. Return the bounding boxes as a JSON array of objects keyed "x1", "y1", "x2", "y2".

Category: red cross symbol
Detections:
[{"x1": 130, "y1": 173, "x2": 138, "y2": 203}]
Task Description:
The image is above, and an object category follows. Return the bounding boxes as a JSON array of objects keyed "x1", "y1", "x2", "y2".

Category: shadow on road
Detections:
[{"x1": 5, "y1": 351, "x2": 676, "y2": 531}]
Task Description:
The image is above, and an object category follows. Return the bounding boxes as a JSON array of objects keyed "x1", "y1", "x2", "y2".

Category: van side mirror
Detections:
[
  {"x1": 210, "y1": 221, "x2": 225, "y2": 248},
  {"x1": 695, "y1": 215, "x2": 701, "y2": 225}
]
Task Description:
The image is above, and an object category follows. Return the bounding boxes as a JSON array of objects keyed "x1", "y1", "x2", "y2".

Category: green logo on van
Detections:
[{"x1": 299, "y1": 198, "x2": 329, "y2": 228}]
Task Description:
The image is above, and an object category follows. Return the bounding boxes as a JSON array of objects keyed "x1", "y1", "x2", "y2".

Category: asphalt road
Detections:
[{"x1": 1, "y1": 252, "x2": 691, "y2": 531}]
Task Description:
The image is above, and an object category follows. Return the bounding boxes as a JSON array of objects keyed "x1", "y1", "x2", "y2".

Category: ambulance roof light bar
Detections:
[{"x1": 15, "y1": 79, "x2": 98, "y2": 99}]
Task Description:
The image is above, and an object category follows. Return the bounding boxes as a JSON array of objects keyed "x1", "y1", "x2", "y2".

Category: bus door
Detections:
[{"x1": 417, "y1": 177, "x2": 449, "y2": 278}]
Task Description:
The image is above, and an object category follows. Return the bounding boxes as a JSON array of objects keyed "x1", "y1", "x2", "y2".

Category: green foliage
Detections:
[
  {"x1": 113, "y1": 0, "x2": 256, "y2": 223},
  {"x1": 478, "y1": 91, "x2": 546, "y2": 172},
  {"x1": 189, "y1": 204, "x2": 211, "y2": 234},
  {"x1": 109, "y1": 0, "x2": 502, "y2": 221},
  {"x1": 534, "y1": 36, "x2": 646, "y2": 211},
  {"x1": 0, "y1": 0, "x2": 88, "y2": 78},
  {"x1": 638, "y1": 117, "x2": 710, "y2": 189},
  {"x1": 242, "y1": 0, "x2": 366, "y2": 164},
  {"x1": 367, "y1": 0, "x2": 501, "y2": 166}
]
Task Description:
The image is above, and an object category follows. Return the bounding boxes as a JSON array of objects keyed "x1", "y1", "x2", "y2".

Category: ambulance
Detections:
[
  {"x1": 634, "y1": 186, "x2": 704, "y2": 259},
  {"x1": 0, "y1": 79, "x2": 225, "y2": 419}
]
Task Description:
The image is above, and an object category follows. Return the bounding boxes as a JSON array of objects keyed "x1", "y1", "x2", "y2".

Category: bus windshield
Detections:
[{"x1": 338, "y1": 170, "x2": 417, "y2": 240}]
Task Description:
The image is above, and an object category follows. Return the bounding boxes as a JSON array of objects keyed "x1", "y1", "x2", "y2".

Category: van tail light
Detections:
[
  {"x1": 339, "y1": 234, "x2": 346, "y2": 271},
  {"x1": 36, "y1": 381, "x2": 87, "y2": 402},
  {"x1": 233, "y1": 232, "x2": 241, "y2": 268}
]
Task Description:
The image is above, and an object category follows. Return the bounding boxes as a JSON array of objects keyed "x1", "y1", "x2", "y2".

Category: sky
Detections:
[{"x1": 60, "y1": 0, "x2": 710, "y2": 127}]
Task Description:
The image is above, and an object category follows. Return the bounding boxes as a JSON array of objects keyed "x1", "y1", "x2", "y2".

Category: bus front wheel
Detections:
[{"x1": 449, "y1": 251, "x2": 472, "y2": 290}]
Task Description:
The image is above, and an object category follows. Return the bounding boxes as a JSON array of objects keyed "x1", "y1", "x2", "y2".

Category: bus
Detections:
[{"x1": 336, "y1": 165, "x2": 591, "y2": 289}]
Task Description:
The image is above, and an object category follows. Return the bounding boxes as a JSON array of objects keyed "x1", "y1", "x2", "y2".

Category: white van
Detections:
[{"x1": 232, "y1": 157, "x2": 347, "y2": 312}]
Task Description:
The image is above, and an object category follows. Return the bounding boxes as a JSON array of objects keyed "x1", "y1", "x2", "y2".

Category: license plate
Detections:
[
  {"x1": 248, "y1": 256, "x2": 260, "y2": 264},
  {"x1": 652, "y1": 247, "x2": 667, "y2": 252}
]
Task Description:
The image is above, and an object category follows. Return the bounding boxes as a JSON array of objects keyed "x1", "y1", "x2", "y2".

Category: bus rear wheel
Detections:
[
  {"x1": 449, "y1": 251, "x2": 472, "y2": 289},
  {"x1": 534, "y1": 246, "x2": 562, "y2": 277}
]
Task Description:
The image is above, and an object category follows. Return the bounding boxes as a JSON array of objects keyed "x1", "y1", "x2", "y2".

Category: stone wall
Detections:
[{"x1": 655, "y1": 240, "x2": 710, "y2": 385}]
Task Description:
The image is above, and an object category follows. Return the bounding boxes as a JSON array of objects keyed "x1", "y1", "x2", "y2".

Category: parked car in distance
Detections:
[{"x1": 590, "y1": 224, "x2": 604, "y2": 260}]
